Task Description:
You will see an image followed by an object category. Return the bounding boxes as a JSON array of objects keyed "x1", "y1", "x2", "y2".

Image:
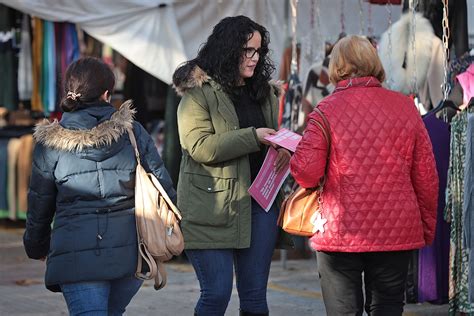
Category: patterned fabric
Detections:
[
  {"x1": 445, "y1": 107, "x2": 474, "y2": 314},
  {"x1": 449, "y1": 53, "x2": 474, "y2": 90},
  {"x1": 465, "y1": 114, "x2": 474, "y2": 303},
  {"x1": 281, "y1": 73, "x2": 302, "y2": 132},
  {"x1": 290, "y1": 76, "x2": 438, "y2": 253}
]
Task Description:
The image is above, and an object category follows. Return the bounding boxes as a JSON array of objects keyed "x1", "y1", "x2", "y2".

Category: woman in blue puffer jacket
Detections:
[{"x1": 23, "y1": 57, "x2": 176, "y2": 315}]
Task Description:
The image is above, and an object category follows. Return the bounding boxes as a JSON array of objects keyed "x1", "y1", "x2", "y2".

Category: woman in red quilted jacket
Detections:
[{"x1": 290, "y1": 35, "x2": 438, "y2": 316}]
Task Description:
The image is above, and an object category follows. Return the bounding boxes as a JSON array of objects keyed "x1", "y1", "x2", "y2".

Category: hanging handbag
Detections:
[
  {"x1": 278, "y1": 107, "x2": 331, "y2": 237},
  {"x1": 127, "y1": 129, "x2": 184, "y2": 290}
]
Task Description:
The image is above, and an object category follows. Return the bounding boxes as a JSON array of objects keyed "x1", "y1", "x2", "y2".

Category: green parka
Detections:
[{"x1": 174, "y1": 65, "x2": 279, "y2": 249}]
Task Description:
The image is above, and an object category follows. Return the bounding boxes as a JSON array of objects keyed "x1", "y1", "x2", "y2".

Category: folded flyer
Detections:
[
  {"x1": 248, "y1": 147, "x2": 290, "y2": 212},
  {"x1": 264, "y1": 128, "x2": 302, "y2": 152}
]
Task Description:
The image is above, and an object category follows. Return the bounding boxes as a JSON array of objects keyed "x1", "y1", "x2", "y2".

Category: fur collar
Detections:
[
  {"x1": 34, "y1": 100, "x2": 135, "y2": 152},
  {"x1": 173, "y1": 63, "x2": 282, "y2": 97},
  {"x1": 173, "y1": 64, "x2": 210, "y2": 96},
  {"x1": 378, "y1": 13, "x2": 434, "y2": 94}
]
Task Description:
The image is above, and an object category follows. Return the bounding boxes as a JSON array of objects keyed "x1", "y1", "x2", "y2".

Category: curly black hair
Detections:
[{"x1": 180, "y1": 15, "x2": 275, "y2": 104}]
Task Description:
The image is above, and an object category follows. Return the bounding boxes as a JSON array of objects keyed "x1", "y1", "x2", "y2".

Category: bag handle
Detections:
[
  {"x1": 308, "y1": 107, "x2": 331, "y2": 188},
  {"x1": 127, "y1": 128, "x2": 182, "y2": 221},
  {"x1": 128, "y1": 128, "x2": 141, "y2": 162}
]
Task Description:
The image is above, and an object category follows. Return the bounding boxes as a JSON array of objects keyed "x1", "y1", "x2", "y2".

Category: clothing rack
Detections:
[{"x1": 0, "y1": 125, "x2": 34, "y2": 220}]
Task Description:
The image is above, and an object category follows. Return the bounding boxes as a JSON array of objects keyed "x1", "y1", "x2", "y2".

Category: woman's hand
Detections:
[
  {"x1": 256, "y1": 128, "x2": 276, "y2": 146},
  {"x1": 274, "y1": 148, "x2": 291, "y2": 173}
]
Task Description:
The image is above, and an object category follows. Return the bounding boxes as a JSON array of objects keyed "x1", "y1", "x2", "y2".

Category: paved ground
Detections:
[{"x1": 0, "y1": 224, "x2": 448, "y2": 315}]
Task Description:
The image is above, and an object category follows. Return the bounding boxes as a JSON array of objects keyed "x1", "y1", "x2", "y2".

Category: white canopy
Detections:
[{"x1": 0, "y1": 0, "x2": 400, "y2": 84}]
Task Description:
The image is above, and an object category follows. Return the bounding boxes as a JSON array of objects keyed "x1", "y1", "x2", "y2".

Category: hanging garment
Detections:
[
  {"x1": 303, "y1": 61, "x2": 334, "y2": 108},
  {"x1": 0, "y1": 138, "x2": 9, "y2": 211},
  {"x1": 464, "y1": 113, "x2": 474, "y2": 302},
  {"x1": 280, "y1": 73, "x2": 302, "y2": 133},
  {"x1": 7, "y1": 138, "x2": 21, "y2": 220},
  {"x1": 0, "y1": 4, "x2": 20, "y2": 110},
  {"x1": 16, "y1": 134, "x2": 34, "y2": 214},
  {"x1": 18, "y1": 14, "x2": 33, "y2": 101},
  {"x1": 54, "y1": 22, "x2": 65, "y2": 109},
  {"x1": 449, "y1": 53, "x2": 474, "y2": 89},
  {"x1": 418, "y1": 112, "x2": 450, "y2": 304},
  {"x1": 54, "y1": 22, "x2": 80, "y2": 111},
  {"x1": 378, "y1": 13, "x2": 444, "y2": 110},
  {"x1": 67, "y1": 23, "x2": 80, "y2": 64},
  {"x1": 279, "y1": 45, "x2": 300, "y2": 82},
  {"x1": 425, "y1": 0, "x2": 469, "y2": 57},
  {"x1": 457, "y1": 63, "x2": 474, "y2": 105},
  {"x1": 31, "y1": 17, "x2": 43, "y2": 112},
  {"x1": 300, "y1": 28, "x2": 324, "y2": 93},
  {"x1": 41, "y1": 20, "x2": 56, "y2": 114},
  {"x1": 445, "y1": 107, "x2": 474, "y2": 314}
]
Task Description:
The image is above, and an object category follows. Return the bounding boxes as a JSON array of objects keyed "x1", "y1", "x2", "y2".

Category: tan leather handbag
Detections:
[
  {"x1": 278, "y1": 107, "x2": 331, "y2": 237},
  {"x1": 128, "y1": 129, "x2": 184, "y2": 290}
]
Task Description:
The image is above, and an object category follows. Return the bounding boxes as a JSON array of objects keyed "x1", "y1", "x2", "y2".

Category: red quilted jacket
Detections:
[{"x1": 290, "y1": 76, "x2": 438, "y2": 252}]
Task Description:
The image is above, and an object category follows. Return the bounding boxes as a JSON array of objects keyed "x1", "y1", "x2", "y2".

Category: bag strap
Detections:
[
  {"x1": 135, "y1": 241, "x2": 167, "y2": 290},
  {"x1": 149, "y1": 176, "x2": 182, "y2": 220},
  {"x1": 308, "y1": 107, "x2": 331, "y2": 188},
  {"x1": 127, "y1": 128, "x2": 182, "y2": 220},
  {"x1": 127, "y1": 128, "x2": 142, "y2": 164},
  {"x1": 154, "y1": 261, "x2": 167, "y2": 290},
  {"x1": 136, "y1": 241, "x2": 158, "y2": 281}
]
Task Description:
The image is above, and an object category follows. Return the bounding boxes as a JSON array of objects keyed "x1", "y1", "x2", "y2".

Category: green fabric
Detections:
[
  {"x1": 0, "y1": 5, "x2": 17, "y2": 110},
  {"x1": 445, "y1": 108, "x2": 474, "y2": 315},
  {"x1": 177, "y1": 80, "x2": 278, "y2": 249}
]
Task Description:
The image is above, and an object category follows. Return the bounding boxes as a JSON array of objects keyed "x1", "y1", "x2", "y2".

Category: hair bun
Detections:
[{"x1": 61, "y1": 97, "x2": 81, "y2": 112}]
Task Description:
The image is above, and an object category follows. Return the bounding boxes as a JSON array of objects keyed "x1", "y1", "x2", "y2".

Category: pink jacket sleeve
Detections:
[
  {"x1": 290, "y1": 111, "x2": 329, "y2": 188},
  {"x1": 411, "y1": 118, "x2": 439, "y2": 245}
]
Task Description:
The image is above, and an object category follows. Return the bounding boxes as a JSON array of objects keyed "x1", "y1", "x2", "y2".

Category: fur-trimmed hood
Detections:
[
  {"x1": 172, "y1": 63, "x2": 210, "y2": 96},
  {"x1": 172, "y1": 63, "x2": 282, "y2": 97},
  {"x1": 34, "y1": 100, "x2": 135, "y2": 153}
]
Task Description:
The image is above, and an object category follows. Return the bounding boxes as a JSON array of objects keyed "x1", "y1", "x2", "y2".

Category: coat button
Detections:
[
  {"x1": 207, "y1": 187, "x2": 212, "y2": 191},
  {"x1": 234, "y1": 126, "x2": 238, "y2": 130}
]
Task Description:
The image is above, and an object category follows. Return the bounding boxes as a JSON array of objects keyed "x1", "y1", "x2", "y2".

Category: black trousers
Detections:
[{"x1": 316, "y1": 250, "x2": 412, "y2": 316}]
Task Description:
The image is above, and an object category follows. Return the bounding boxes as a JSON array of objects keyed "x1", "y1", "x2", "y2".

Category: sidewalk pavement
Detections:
[{"x1": 0, "y1": 226, "x2": 448, "y2": 315}]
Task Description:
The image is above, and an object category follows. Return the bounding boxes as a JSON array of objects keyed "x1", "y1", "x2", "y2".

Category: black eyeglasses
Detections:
[{"x1": 243, "y1": 47, "x2": 262, "y2": 59}]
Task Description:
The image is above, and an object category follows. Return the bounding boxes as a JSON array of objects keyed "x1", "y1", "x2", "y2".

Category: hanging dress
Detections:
[
  {"x1": 418, "y1": 112, "x2": 450, "y2": 304},
  {"x1": 446, "y1": 107, "x2": 474, "y2": 314}
]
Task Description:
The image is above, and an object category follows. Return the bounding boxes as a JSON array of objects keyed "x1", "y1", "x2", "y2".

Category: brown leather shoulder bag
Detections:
[
  {"x1": 278, "y1": 107, "x2": 331, "y2": 236},
  {"x1": 128, "y1": 129, "x2": 184, "y2": 290}
]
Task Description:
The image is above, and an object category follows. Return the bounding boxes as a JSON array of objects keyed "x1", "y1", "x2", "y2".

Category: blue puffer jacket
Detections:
[{"x1": 23, "y1": 101, "x2": 176, "y2": 292}]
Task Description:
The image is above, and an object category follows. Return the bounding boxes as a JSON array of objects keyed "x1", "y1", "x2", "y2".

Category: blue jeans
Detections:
[
  {"x1": 186, "y1": 201, "x2": 279, "y2": 316},
  {"x1": 60, "y1": 276, "x2": 143, "y2": 316}
]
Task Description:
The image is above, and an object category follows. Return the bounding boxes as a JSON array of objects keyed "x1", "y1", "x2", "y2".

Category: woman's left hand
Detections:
[{"x1": 274, "y1": 148, "x2": 291, "y2": 173}]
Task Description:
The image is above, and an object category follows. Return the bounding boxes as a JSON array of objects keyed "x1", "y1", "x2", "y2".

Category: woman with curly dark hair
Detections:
[{"x1": 173, "y1": 15, "x2": 290, "y2": 316}]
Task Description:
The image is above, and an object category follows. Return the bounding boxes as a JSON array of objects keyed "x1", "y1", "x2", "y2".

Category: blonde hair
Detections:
[{"x1": 328, "y1": 35, "x2": 385, "y2": 85}]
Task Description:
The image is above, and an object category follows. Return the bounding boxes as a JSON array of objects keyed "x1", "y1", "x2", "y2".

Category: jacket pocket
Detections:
[{"x1": 185, "y1": 174, "x2": 233, "y2": 227}]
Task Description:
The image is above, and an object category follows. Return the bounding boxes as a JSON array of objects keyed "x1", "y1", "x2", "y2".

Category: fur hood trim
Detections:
[
  {"x1": 173, "y1": 64, "x2": 210, "y2": 96},
  {"x1": 378, "y1": 13, "x2": 434, "y2": 94},
  {"x1": 173, "y1": 63, "x2": 282, "y2": 97},
  {"x1": 34, "y1": 100, "x2": 136, "y2": 152},
  {"x1": 269, "y1": 79, "x2": 283, "y2": 98}
]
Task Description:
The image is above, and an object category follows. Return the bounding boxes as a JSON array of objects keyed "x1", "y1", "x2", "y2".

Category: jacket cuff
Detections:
[
  {"x1": 250, "y1": 127, "x2": 260, "y2": 149},
  {"x1": 23, "y1": 236, "x2": 50, "y2": 259}
]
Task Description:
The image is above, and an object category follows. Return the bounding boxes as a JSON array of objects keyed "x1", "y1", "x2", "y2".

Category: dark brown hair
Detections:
[
  {"x1": 174, "y1": 15, "x2": 274, "y2": 104},
  {"x1": 61, "y1": 57, "x2": 115, "y2": 112}
]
